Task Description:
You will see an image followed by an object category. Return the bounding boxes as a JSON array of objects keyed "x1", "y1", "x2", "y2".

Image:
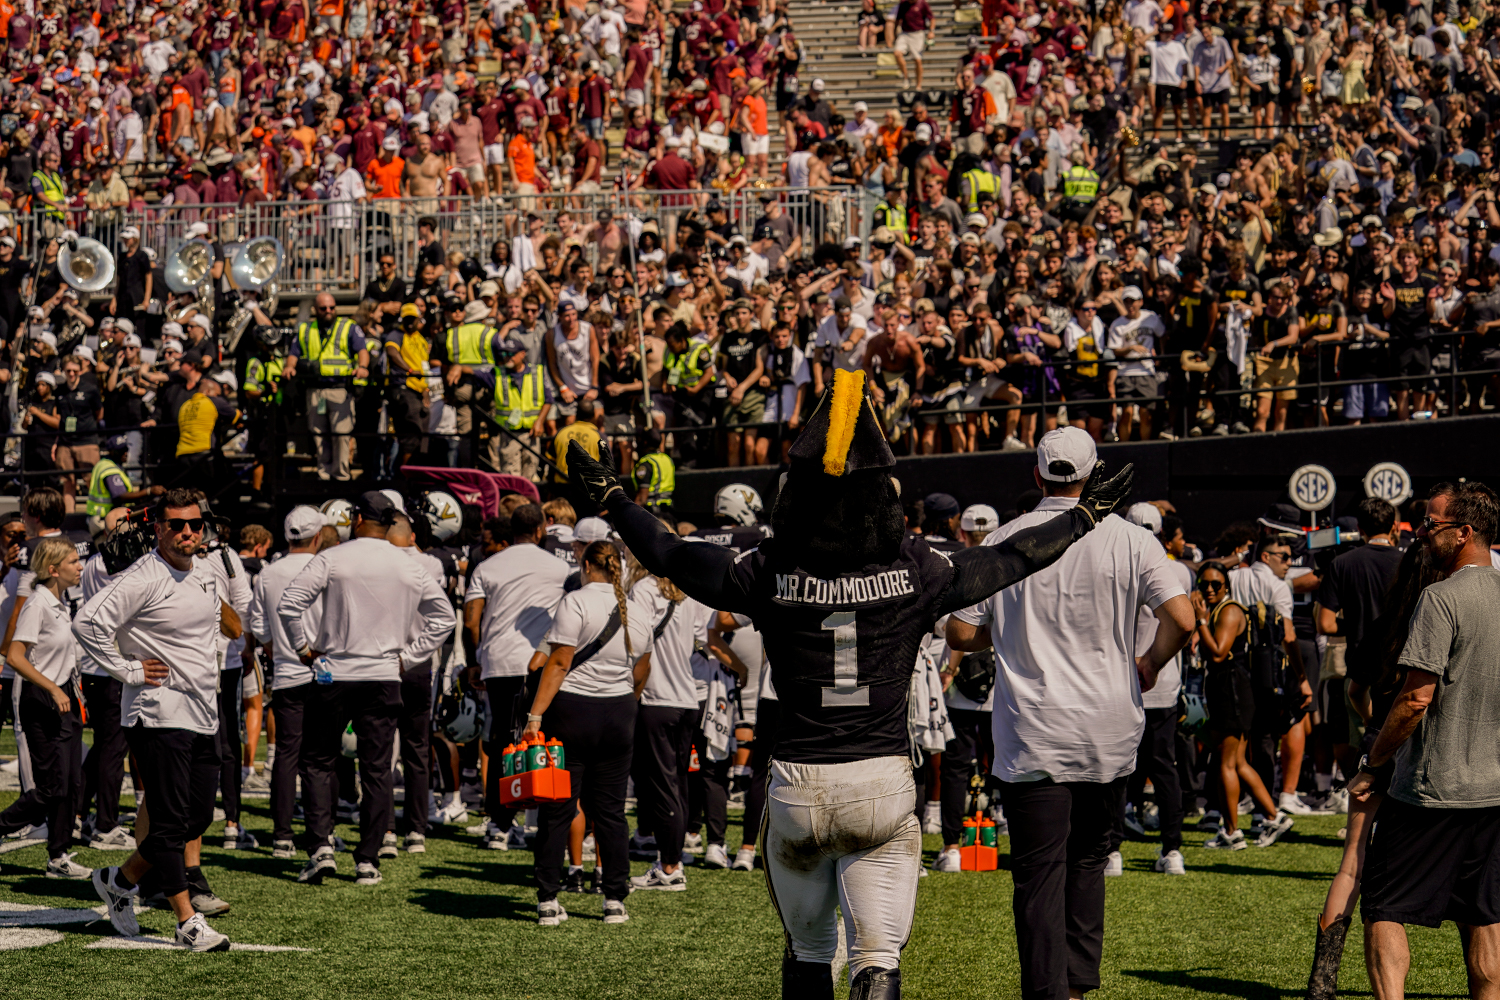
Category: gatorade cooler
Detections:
[
  {"x1": 959, "y1": 812, "x2": 999, "y2": 871},
  {"x1": 500, "y1": 734, "x2": 572, "y2": 808}
]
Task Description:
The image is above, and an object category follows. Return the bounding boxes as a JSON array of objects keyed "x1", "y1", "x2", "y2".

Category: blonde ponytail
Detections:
[{"x1": 584, "y1": 540, "x2": 632, "y2": 661}]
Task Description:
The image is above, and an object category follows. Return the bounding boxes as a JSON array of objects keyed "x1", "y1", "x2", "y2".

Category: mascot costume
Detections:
[{"x1": 569, "y1": 369, "x2": 1133, "y2": 999}]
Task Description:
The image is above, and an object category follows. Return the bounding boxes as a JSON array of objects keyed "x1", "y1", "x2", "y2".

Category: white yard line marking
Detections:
[
  {"x1": 0, "y1": 928, "x2": 64, "y2": 949},
  {"x1": 86, "y1": 937, "x2": 311, "y2": 952}
]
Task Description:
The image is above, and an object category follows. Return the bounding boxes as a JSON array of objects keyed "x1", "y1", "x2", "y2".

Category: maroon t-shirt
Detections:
[
  {"x1": 647, "y1": 152, "x2": 694, "y2": 189},
  {"x1": 8, "y1": 14, "x2": 34, "y2": 51},
  {"x1": 896, "y1": 0, "x2": 931, "y2": 32},
  {"x1": 179, "y1": 66, "x2": 210, "y2": 108},
  {"x1": 580, "y1": 75, "x2": 609, "y2": 119},
  {"x1": 352, "y1": 123, "x2": 380, "y2": 173},
  {"x1": 60, "y1": 121, "x2": 89, "y2": 169},
  {"x1": 210, "y1": 11, "x2": 240, "y2": 49},
  {"x1": 476, "y1": 99, "x2": 504, "y2": 145},
  {"x1": 573, "y1": 139, "x2": 603, "y2": 184},
  {"x1": 624, "y1": 44, "x2": 650, "y2": 89}
]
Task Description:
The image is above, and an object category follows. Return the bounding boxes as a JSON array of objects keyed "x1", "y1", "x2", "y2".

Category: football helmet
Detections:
[
  {"x1": 714, "y1": 484, "x2": 763, "y2": 526},
  {"x1": 417, "y1": 490, "x2": 463, "y2": 542},
  {"x1": 320, "y1": 498, "x2": 353, "y2": 542}
]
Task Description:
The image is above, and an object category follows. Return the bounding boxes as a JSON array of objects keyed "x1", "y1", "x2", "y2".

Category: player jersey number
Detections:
[{"x1": 820, "y1": 611, "x2": 869, "y2": 707}]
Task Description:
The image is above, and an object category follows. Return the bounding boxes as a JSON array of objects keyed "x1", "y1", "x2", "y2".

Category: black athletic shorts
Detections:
[
  {"x1": 1249, "y1": 86, "x2": 1272, "y2": 108},
  {"x1": 1207, "y1": 662, "x2": 1255, "y2": 735},
  {"x1": 1391, "y1": 343, "x2": 1432, "y2": 391},
  {"x1": 1202, "y1": 89, "x2": 1229, "y2": 107},
  {"x1": 1363, "y1": 798, "x2": 1500, "y2": 928},
  {"x1": 1155, "y1": 84, "x2": 1185, "y2": 107}
]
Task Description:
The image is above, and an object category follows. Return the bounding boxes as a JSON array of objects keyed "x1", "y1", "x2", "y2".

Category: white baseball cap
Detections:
[
  {"x1": 1036, "y1": 426, "x2": 1097, "y2": 483},
  {"x1": 163, "y1": 338, "x2": 185, "y2": 353},
  {"x1": 120, "y1": 225, "x2": 140, "y2": 240},
  {"x1": 1125, "y1": 502, "x2": 1163, "y2": 534},
  {"x1": 72, "y1": 345, "x2": 95, "y2": 362},
  {"x1": 185, "y1": 221, "x2": 210, "y2": 238},
  {"x1": 123, "y1": 333, "x2": 142, "y2": 348},
  {"x1": 285, "y1": 505, "x2": 325, "y2": 542},
  {"x1": 574, "y1": 517, "x2": 612, "y2": 544},
  {"x1": 382, "y1": 135, "x2": 401, "y2": 151},
  {"x1": 190, "y1": 314, "x2": 212, "y2": 331},
  {"x1": 960, "y1": 504, "x2": 1000, "y2": 534},
  {"x1": 852, "y1": 101, "x2": 868, "y2": 112},
  {"x1": 115, "y1": 317, "x2": 135, "y2": 335},
  {"x1": 1121, "y1": 285, "x2": 1143, "y2": 301}
]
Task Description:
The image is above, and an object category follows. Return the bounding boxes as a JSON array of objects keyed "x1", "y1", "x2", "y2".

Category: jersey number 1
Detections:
[{"x1": 820, "y1": 611, "x2": 869, "y2": 707}]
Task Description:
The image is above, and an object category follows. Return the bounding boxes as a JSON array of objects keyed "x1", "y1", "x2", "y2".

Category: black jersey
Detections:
[
  {"x1": 541, "y1": 528, "x2": 578, "y2": 567},
  {"x1": 918, "y1": 532, "x2": 963, "y2": 555},
  {"x1": 687, "y1": 522, "x2": 773, "y2": 553},
  {"x1": 725, "y1": 533, "x2": 956, "y2": 763},
  {"x1": 9, "y1": 529, "x2": 93, "y2": 612}
]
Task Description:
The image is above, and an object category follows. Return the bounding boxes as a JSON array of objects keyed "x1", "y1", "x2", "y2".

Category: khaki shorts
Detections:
[
  {"x1": 1253, "y1": 353, "x2": 1299, "y2": 401},
  {"x1": 895, "y1": 31, "x2": 926, "y2": 59},
  {"x1": 459, "y1": 163, "x2": 485, "y2": 184},
  {"x1": 55, "y1": 443, "x2": 100, "y2": 471},
  {"x1": 724, "y1": 390, "x2": 767, "y2": 427}
]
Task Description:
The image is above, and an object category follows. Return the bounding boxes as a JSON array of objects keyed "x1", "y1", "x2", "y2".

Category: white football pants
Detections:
[{"x1": 763, "y1": 755, "x2": 921, "y2": 977}]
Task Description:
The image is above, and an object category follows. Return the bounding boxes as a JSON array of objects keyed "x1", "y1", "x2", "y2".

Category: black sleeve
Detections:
[
  {"x1": 608, "y1": 496, "x2": 754, "y2": 614},
  {"x1": 935, "y1": 507, "x2": 1093, "y2": 616}
]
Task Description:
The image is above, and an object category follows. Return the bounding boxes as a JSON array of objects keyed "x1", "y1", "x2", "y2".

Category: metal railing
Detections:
[{"x1": 25, "y1": 186, "x2": 866, "y2": 298}]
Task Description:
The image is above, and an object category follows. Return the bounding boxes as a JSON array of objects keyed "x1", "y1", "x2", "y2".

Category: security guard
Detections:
[
  {"x1": 488, "y1": 339, "x2": 550, "y2": 482},
  {"x1": 240, "y1": 301, "x2": 285, "y2": 494},
  {"x1": 1059, "y1": 148, "x2": 1100, "y2": 222},
  {"x1": 438, "y1": 298, "x2": 500, "y2": 466},
  {"x1": 871, "y1": 187, "x2": 909, "y2": 243},
  {"x1": 388, "y1": 303, "x2": 433, "y2": 471},
  {"x1": 632, "y1": 429, "x2": 675, "y2": 511},
  {"x1": 663, "y1": 321, "x2": 715, "y2": 468},
  {"x1": 961, "y1": 163, "x2": 999, "y2": 213},
  {"x1": 32, "y1": 149, "x2": 67, "y2": 238},
  {"x1": 84, "y1": 436, "x2": 163, "y2": 536},
  {"x1": 283, "y1": 292, "x2": 370, "y2": 481}
]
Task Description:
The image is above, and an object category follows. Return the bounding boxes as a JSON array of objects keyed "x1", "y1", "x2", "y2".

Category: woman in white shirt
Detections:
[
  {"x1": 0, "y1": 537, "x2": 85, "y2": 877},
  {"x1": 523, "y1": 541, "x2": 652, "y2": 927}
]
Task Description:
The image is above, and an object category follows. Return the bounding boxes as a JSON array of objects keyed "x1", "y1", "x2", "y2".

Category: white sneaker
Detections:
[
  {"x1": 1256, "y1": 812, "x2": 1294, "y2": 847},
  {"x1": 683, "y1": 832, "x2": 702, "y2": 852},
  {"x1": 1104, "y1": 850, "x2": 1124, "y2": 876},
  {"x1": 1204, "y1": 830, "x2": 1247, "y2": 851},
  {"x1": 920, "y1": 801, "x2": 942, "y2": 835},
  {"x1": 354, "y1": 862, "x2": 383, "y2": 886},
  {"x1": 272, "y1": 840, "x2": 296, "y2": 860},
  {"x1": 538, "y1": 900, "x2": 568, "y2": 926},
  {"x1": 1278, "y1": 792, "x2": 1315, "y2": 816},
  {"x1": 1155, "y1": 849, "x2": 1187, "y2": 875},
  {"x1": 3, "y1": 822, "x2": 47, "y2": 842},
  {"x1": 92, "y1": 866, "x2": 141, "y2": 936},
  {"x1": 89, "y1": 825, "x2": 135, "y2": 851},
  {"x1": 297, "y1": 847, "x2": 337, "y2": 884},
  {"x1": 379, "y1": 831, "x2": 398, "y2": 859},
  {"x1": 630, "y1": 866, "x2": 686, "y2": 891},
  {"x1": 702, "y1": 843, "x2": 730, "y2": 869},
  {"x1": 175, "y1": 912, "x2": 230, "y2": 952},
  {"x1": 603, "y1": 899, "x2": 630, "y2": 924},
  {"x1": 0, "y1": 758, "x2": 18, "y2": 774},
  {"x1": 482, "y1": 821, "x2": 507, "y2": 849},
  {"x1": 242, "y1": 772, "x2": 271, "y2": 793},
  {"x1": 931, "y1": 848, "x2": 962, "y2": 873},
  {"x1": 1000, "y1": 435, "x2": 1029, "y2": 453},
  {"x1": 1329, "y1": 788, "x2": 1349, "y2": 814},
  {"x1": 406, "y1": 833, "x2": 426, "y2": 854},
  {"x1": 46, "y1": 852, "x2": 92, "y2": 880},
  {"x1": 731, "y1": 846, "x2": 755, "y2": 871},
  {"x1": 191, "y1": 891, "x2": 231, "y2": 917},
  {"x1": 582, "y1": 833, "x2": 596, "y2": 862}
]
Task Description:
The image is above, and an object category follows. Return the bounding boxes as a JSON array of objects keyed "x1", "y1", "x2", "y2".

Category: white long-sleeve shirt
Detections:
[
  {"x1": 73, "y1": 551, "x2": 223, "y2": 735},
  {"x1": 78, "y1": 552, "x2": 114, "y2": 677},
  {"x1": 277, "y1": 536, "x2": 454, "y2": 682},
  {"x1": 199, "y1": 547, "x2": 252, "y2": 670},
  {"x1": 249, "y1": 551, "x2": 322, "y2": 690}
]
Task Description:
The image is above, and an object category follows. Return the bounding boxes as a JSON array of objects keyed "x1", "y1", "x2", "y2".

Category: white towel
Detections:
[
  {"x1": 1225, "y1": 303, "x2": 1250, "y2": 374},
  {"x1": 702, "y1": 672, "x2": 735, "y2": 762},
  {"x1": 511, "y1": 233, "x2": 538, "y2": 274}
]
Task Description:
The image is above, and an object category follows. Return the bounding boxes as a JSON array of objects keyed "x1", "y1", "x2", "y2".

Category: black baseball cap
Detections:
[
  {"x1": 355, "y1": 491, "x2": 398, "y2": 525},
  {"x1": 923, "y1": 493, "x2": 961, "y2": 520}
]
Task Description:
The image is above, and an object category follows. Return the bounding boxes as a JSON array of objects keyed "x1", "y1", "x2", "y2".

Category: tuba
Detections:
[
  {"x1": 223, "y1": 236, "x2": 284, "y2": 291},
  {"x1": 57, "y1": 236, "x2": 115, "y2": 293},
  {"x1": 164, "y1": 238, "x2": 217, "y2": 294}
]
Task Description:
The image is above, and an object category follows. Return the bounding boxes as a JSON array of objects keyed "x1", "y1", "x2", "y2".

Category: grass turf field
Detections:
[{"x1": 0, "y1": 781, "x2": 1475, "y2": 1000}]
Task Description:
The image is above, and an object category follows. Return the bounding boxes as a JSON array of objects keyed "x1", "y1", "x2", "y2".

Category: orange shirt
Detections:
[
  {"x1": 507, "y1": 134, "x2": 536, "y2": 185},
  {"x1": 317, "y1": 0, "x2": 343, "y2": 15},
  {"x1": 365, "y1": 154, "x2": 405, "y2": 198},
  {"x1": 877, "y1": 123, "x2": 902, "y2": 157},
  {"x1": 743, "y1": 94, "x2": 768, "y2": 136},
  {"x1": 0, "y1": 1, "x2": 15, "y2": 39}
]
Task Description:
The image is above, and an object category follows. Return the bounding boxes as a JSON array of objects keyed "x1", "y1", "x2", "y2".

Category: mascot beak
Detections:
[{"x1": 788, "y1": 369, "x2": 896, "y2": 476}]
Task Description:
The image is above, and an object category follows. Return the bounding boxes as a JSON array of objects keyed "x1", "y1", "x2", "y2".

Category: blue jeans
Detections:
[
  {"x1": 1344, "y1": 381, "x2": 1388, "y2": 420},
  {"x1": 584, "y1": 117, "x2": 604, "y2": 139}
]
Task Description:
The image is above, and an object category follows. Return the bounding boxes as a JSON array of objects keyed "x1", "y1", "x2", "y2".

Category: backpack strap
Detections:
[
  {"x1": 652, "y1": 599, "x2": 680, "y2": 642},
  {"x1": 571, "y1": 607, "x2": 623, "y2": 668}
]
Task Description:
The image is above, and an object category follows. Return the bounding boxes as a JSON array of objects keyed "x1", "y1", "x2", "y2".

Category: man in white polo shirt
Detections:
[
  {"x1": 464, "y1": 501, "x2": 570, "y2": 850},
  {"x1": 947, "y1": 428, "x2": 1193, "y2": 1000},
  {"x1": 247, "y1": 506, "x2": 331, "y2": 860},
  {"x1": 277, "y1": 492, "x2": 454, "y2": 886}
]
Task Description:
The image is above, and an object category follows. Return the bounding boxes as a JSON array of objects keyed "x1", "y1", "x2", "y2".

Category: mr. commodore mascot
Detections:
[{"x1": 569, "y1": 369, "x2": 1133, "y2": 999}]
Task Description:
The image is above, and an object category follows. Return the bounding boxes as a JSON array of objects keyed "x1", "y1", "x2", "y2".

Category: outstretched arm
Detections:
[
  {"x1": 609, "y1": 499, "x2": 753, "y2": 614},
  {"x1": 936, "y1": 461, "x2": 1136, "y2": 616}
]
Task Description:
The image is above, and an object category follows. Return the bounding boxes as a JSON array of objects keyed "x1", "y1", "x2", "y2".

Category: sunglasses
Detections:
[
  {"x1": 1263, "y1": 551, "x2": 1291, "y2": 562},
  {"x1": 1421, "y1": 516, "x2": 1464, "y2": 532},
  {"x1": 159, "y1": 517, "x2": 205, "y2": 533},
  {"x1": 1198, "y1": 579, "x2": 1225, "y2": 591}
]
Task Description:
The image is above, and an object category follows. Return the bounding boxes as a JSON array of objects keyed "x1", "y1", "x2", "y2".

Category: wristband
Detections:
[{"x1": 527, "y1": 713, "x2": 544, "y2": 723}]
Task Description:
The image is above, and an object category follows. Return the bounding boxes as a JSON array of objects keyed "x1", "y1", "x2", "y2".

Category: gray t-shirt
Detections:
[{"x1": 1391, "y1": 564, "x2": 1500, "y2": 808}]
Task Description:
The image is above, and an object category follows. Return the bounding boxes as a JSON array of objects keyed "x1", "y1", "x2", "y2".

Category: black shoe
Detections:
[
  {"x1": 588, "y1": 867, "x2": 604, "y2": 895},
  {"x1": 782, "y1": 952, "x2": 834, "y2": 1000},
  {"x1": 561, "y1": 868, "x2": 586, "y2": 894},
  {"x1": 1306, "y1": 915, "x2": 1350, "y2": 1000},
  {"x1": 849, "y1": 966, "x2": 901, "y2": 1000}
]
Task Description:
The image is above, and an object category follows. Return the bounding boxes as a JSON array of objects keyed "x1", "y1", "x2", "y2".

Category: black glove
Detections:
[
  {"x1": 1074, "y1": 460, "x2": 1135, "y2": 526},
  {"x1": 568, "y1": 440, "x2": 626, "y2": 510}
]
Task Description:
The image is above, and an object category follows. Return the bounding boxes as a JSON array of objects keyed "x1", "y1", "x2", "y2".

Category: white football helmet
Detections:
[
  {"x1": 379, "y1": 489, "x2": 408, "y2": 515},
  {"x1": 714, "y1": 484, "x2": 763, "y2": 526},
  {"x1": 418, "y1": 490, "x2": 463, "y2": 542},
  {"x1": 319, "y1": 498, "x2": 353, "y2": 542},
  {"x1": 441, "y1": 690, "x2": 484, "y2": 743}
]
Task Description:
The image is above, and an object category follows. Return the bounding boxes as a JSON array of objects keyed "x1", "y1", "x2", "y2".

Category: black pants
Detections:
[
  {"x1": 535, "y1": 691, "x2": 636, "y2": 903},
  {"x1": 396, "y1": 668, "x2": 432, "y2": 837},
  {"x1": 270, "y1": 682, "x2": 311, "y2": 843},
  {"x1": 302, "y1": 680, "x2": 401, "y2": 867},
  {"x1": 742, "y1": 696, "x2": 780, "y2": 847},
  {"x1": 0, "y1": 685, "x2": 82, "y2": 858},
  {"x1": 125, "y1": 724, "x2": 220, "y2": 897},
  {"x1": 999, "y1": 777, "x2": 1126, "y2": 1000},
  {"x1": 688, "y1": 699, "x2": 729, "y2": 845},
  {"x1": 484, "y1": 675, "x2": 528, "y2": 827},
  {"x1": 940, "y1": 707, "x2": 994, "y2": 845},
  {"x1": 217, "y1": 667, "x2": 243, "y2": 826},
  {"x1": 80, "y1": 675, "x2": 127, "y2": 832},
  {"x1": 633, "y1": 705, "x2": 695, "y2": 863},
  {"x1": 1113, "y1": 707, "x2": 1184, "y2": 854}
]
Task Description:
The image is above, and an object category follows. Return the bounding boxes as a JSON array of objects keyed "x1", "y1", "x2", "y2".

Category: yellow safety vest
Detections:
[
  {"x1": 494, "y1": 366, "x2": 547, "y2": 429},
  {"x1": 875, "y1": 200, "x2": 908, "y2": 242},
  {"x1": 85, "y1": 458, "x2": 130, "y2": 518},
  {"x1": 445, "y1": 323, "x2": 495, "y2": 366},
  {"x1": 1062, "y1": 165, "x2": 1100, "y2": 202},
  {"x1": 634, "y1": 452, "x2": 675, "y2": 508},
  {"x1": 963, "y1": 168, "x2": 998, "y2": 211},
  {"x1": 664, "y1": 342, "x2": 711, "y2": 390},
  {"x1": 297, "y1": 317, "x2": 360, "y2": 381},
  {"x1": 35, "y1": 169, "x2": 66, "y2": 220}
]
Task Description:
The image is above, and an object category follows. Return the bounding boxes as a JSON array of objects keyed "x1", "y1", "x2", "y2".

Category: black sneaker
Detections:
[
  {"x1": 588, "y1": 868, "x2": 604, "y2": 895},
  {"x1": 561, "y1": 868, "x2": 586, "y2": 894}
]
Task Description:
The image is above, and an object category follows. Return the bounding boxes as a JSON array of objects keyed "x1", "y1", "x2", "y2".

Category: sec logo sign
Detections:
[
  {"x1": 1364, "y1": 462, "x2": 1413, "y2": 506},
  {"x1": 1289, "y1": 464, "x2": 1336, "y2": 512}
]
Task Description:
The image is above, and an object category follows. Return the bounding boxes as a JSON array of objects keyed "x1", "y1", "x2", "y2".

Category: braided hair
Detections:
[{"x1": 583, "y1": 540, "x2": 632, "y2": 661}]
